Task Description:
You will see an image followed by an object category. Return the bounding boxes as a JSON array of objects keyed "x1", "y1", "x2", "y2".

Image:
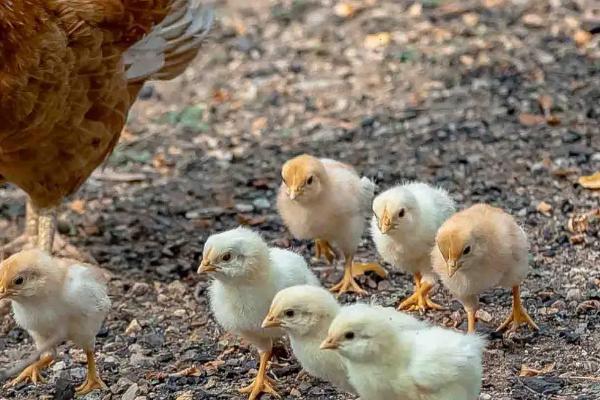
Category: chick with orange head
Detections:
[
  {"x1": 277, "y1": 155, "x2": 387, "y2": 295},
  {"x1": 432, "y1": 204, "x2": 539, "y2": 333},
  {"x1": 0, "y1": 249, "x2": 110, "y2": 395}
]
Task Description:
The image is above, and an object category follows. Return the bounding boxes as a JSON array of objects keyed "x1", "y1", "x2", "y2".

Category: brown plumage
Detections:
[{"x1": 0, "y1": 0, "x2": 211, "y2": 256}]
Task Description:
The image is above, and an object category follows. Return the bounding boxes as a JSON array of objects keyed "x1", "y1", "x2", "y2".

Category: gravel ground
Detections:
[{"x1": 1, "y1": 1, "x2": 599, "y2": 399}]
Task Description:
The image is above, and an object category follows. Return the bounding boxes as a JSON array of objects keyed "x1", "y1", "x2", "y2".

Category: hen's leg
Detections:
[
  {"x1": 397, "y1": 273, "x2": 444, "y2": 312},
  {"x1": 4, "y1": 354, "x2": 53, "y2": 387},
  {"x1": 314, "y1": 239, "x2": 337, "y2": 264},
  {"x1": 37, "y1": 207, "x2": 96, "y2": 264},
  {"x1": 1, "y1": 200, "x2": 39, "y2": 255},
  {"x1": 239, "y1": 349, "x2": 280, "y2": 400},
  {"x1": 75, "y1": 350, "x2": 107, "y2": 396},
  {"x1": 496, "y1": 286, "x2": 539, "y2": 333}
]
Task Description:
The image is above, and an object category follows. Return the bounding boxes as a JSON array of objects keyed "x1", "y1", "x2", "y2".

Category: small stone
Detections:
[
  {"x1": 566, "y1": 288, "x2": 582, "y2": 301},
  {"x1": 157, "y1": 294, "x2": 169, "y2": 303},
  {"x1": 173, "y1": 309, "x2": 187, "y2": 317},
  {"x1": 122, "y1": 384, "x2": 139, "y2": 400},
  {"x1": 131, "y1": 282, "x2": 150, "y2": 296},
  {"x1": 252, "y1": 197, "x2": 270, "y2": 210},
  {"x1": 235, "y1": 203, "x2": 254, "y2": 213},
  {"x1": 480, "y1": 394, "x2": 492, "y2": 400},
  {"x1": 129, "y1": 353, "x2": 154, "y2": 367},
  {"x1": 125, "y1": 319, "x2": 142, "y2": 336},
  {"x1": 52, "y1": 361, "x2": 66, "y2": 372}
]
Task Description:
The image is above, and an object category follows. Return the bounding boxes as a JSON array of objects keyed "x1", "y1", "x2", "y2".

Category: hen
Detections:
[{"x1": 0, "y1": 0, "x2": 212, "y2": 258}]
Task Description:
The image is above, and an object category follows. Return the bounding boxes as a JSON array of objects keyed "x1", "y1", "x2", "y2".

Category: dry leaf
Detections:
[
  {"x1": 570, "y1": 233, "x2": 586, "y2": 245},
  {"x1": 519, "y1": 363, "x2": 556, "y2": 377},
  {"x1": 202, "y1": 359, "x2": 225, "y2": 373},
  {"x1": 69, "y1": 199, "x2": 86, "y2": 215},
  {"x1": 462, "y1": 13, "x2": 479, "y2": 27},
  {"x1": 574, "y1": 30, "x2": 592, "y2": 47},
  {"x1": 537, "y1": 201, "x2": 553, "y2": 216},
  {"x1": 522, "y1": 14, "x2": 544, "y2": 28},
  {"x1": 171, "y1": 367, "x2": 202, "y2": 377},
  {"x1": 334, "y1": 2, "x2": 356, "y2": 18},
  {"x1": 364, "y1": 32, "x2": 391, "y2": 49},
  {"x1": 576, "y1": 300, "x2": 600, "y2": 314},
  {"x1": 251, "y1": 116, "x2": 268, "y2": 135},
  {"x1": 125, "y1": 319, "x2": 142, "y2": 336},
  {"x1": 546, "y1": 115, "x2": 561, "y2": 126},
  {"x1": 518, "y1": 113, "x2": 546, "y2": 126},
  {"x1": 236, "y1": 214, "x2": 267, "y2": 226},
  {"x1": 538, "y1": 95, "x2": 553, "y2": 114},
  {"x1": 175, "y1": 392, "x2": 194, "y2": 400},
  {"x1": 578, "y1": 172, "x2": 600, "y2": 189}
]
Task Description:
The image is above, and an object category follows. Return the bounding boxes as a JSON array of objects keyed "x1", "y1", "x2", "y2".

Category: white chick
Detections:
[
  {"x1": 277, "y1": 154, "x2": 387, "y2": 295},
  {"x1": 432, "y1": 203, "x2": 539, "y2": 333},
  {"x1": 371, "y1": 182, "x2": 456, "y2": 312},
  {"x1": 0, "y1": 249, "x2": 110, "y2": 396},
  {"x1": 321, "y1": 304, "x2": 485, "y2": 400},
  {"x1": 199, "y1": 227, "x2": 320, "y2": 400},
  {"x1": 262, "y1": 286, "x2": 428, "y2": 394}
]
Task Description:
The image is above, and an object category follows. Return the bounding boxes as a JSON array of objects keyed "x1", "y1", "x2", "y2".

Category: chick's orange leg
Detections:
[
  {"x1": 314, "y1": 239, "x2": 337, "y2": 264},
  {"x1": 329, "y1": 257, "x2": 368, "y2": 296},
  {"x1": 398, "y1": 273, "x2": 444, "y2": 312},
  {"x1": 5, "y1": 353, "x2": 53, "y2": 387},
  {"x1": 239, "y1": 350, "x2": 281, "y2": 400},
  {"x1": 496, "y1": 286, "x2": 539, "y2": 333},
  {"x1": 351, "y1": 262, "x2": 388, "y2": 279},
  {"x1": 75, "y1": 350, "x2": 107, "y2": 396}
]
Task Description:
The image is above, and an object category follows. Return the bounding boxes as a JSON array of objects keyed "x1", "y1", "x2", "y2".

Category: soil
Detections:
[{"x1": 1, "y1": 1, "x2": 599, "y2": 399}]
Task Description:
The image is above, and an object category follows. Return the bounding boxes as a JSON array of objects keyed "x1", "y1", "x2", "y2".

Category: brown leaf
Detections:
[
  {"x1": 546, "y1": 115, "x2": 561, "y2": 126},
  {"x1": 519, "y1": 363, "x2": 556, "y2": 377},
  {"x1": 251, "y1": 117, "x2": 268, "y2": 136},
  {"x1": 202, "y1": 359, "x2": 225, "y2": 373},
  {"x1": 576, "y1": 300, "x2": 600, "y2": 314},
  {"x1": 569, "y1": 233, "x2": 586, "y2": 245},
  {"x1": 537, "y1": 201, "x2": 553, "y2": 216},
  {"x1": 175, "y1": 392, "x2": 194, "y2": 400},
  {"x1": 171, "y1": 367, "x2": 202, "y2": 377},
  {"x1": 578, "y1": 172, "x2": 600, "y2": 189},
  {"x1": 364, "y1": 32, "x2": 391, "y2": 49},
  {"x1": 236, "y1": 214, "x2": 267, "y2": 226},
  {"x1": 538, "y1": 95, "x2": 553, "y2": 114},
  {"x1": 518, "y1": 113, "x2": 546, "y2": 126},
  {"x1": 69, "y1": 199, "x2": 87, "y2": 215}
]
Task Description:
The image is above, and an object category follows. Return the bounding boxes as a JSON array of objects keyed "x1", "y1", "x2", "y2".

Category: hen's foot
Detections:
[
  {"x1": 496, "y1": 286, "x2": 539, "y2": 333},
  {"x1": 314, "y1": 239, "x2": 337, "y2": 264}
]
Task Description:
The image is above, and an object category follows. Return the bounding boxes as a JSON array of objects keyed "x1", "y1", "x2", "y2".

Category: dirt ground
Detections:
[{"x1": 1, "y1": 0, "x2": 599, "y2": 399}]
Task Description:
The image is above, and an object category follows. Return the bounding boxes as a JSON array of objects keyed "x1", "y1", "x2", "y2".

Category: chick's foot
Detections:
[
  {"x1": 239, "y1": 350, "x2": 280, "y2": 400},
  {"x1": 351, "y1": 262, "x2": 388, "y2": 279},
  {"x1": 75, "y1": 350, "x2": 107, "y2": 396},
  {"x1": 5, "y1": 354, "x2": 53, "y2": 387},
  {"x1": 397, "y1": 280, "x2": 444, "y2": 312},
  {"x1": 314, "y1": 239, "x2": 337, "y2": 264},
  {"x1": 496, "y1": 286, "x2": 539, "y2": 333},
  {"x1": 329, "y1": 261, "x2": 373, "y2": 296}
]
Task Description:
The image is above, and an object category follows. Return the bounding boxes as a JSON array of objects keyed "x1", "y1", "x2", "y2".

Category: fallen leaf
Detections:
[
  {"x1": 69, "y1": 199, "x2": 86, "y2": 215},
  {"x1": 546, "y1": 115, "x2": 561, "y2": 126},
  {"x1": 171, "y1": 367, "x2": 202, "y2": 377},
  {"x1": 251, "y1": 116, "x2": 268, "y2": 135},
  {"x1": 578, "y1": 172, "x2": 600, "y2": 189},
  {"x1": 364, "y1": 32, "x2": 391, "y2": 49},
  {"x1": 125, "y1": 319, "x2": 142, "y2": 336},
  {"x1": 236, "y1": 214, "x2": 267, "y2": 226},
  {"x1": 538, "y1": 95, "x2": 553, "y2": 114},
  {"x1": 570, "y1": 233, "x2": 586, "y2": 245},
  {"x1": 520, "y1": 363, "x2": 556, "y2": 377},
  {"x1": 551, "y1": 167, "x2": 578, "y2": 177},
  {"x1": 175, "y1": 392, "x2": 194, "y2": 400},
  {"x1": 334, "y1": 2, "x2": 356, "y2": 18},
  {"x1": 537, "y1": 201, "x2": 553, "y2": 216},
  {"x1": 574, "y1": 30, "x2": 592, "y2": 47},
  {"x1": 518, "y1": 113, "x2": 546, "y2": 126},
  {"x1": 202, "y1": 359, "x2": 225, "y2": 373},
  {"x1": 576, "y1": 300, "x2": 600, "y2": 314},
  {"x1": 212, "y1": 88, "x2": 231, "y2": 104}
]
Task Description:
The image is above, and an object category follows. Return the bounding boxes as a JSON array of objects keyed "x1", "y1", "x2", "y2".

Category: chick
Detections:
[
  {"x1": 321, "y1": 304, "x2": 485, "y2": 400},
  {"x1": 277, "y1": 154, "x2": 387, "y2": 295},
  {"x1": 432, "y1": 203, "x2": 539, "y2": 333},
  {"x1": 372, "y1": 182, "x2": 455, "y2": 312},
  {"x1": 262, "y1": 286, "x2": 428, "y2": 394},
  {"x1": 0, "y1": 249, "x2": 110, "y2": 395},
  {"x1": 199, "y1": 227, "x2": 320, "y2": 400}
]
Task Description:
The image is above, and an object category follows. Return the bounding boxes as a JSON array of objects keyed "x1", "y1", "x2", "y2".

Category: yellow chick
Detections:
[
  {"x1": 0, "y1": 249, "x2": 110, "y2": 395},
  {"x1": 277, "y1": 154, "x2": 387, "y2": 295},
  {"x1": 432, "y1": 203, "x2": 539, "y2": 333}
]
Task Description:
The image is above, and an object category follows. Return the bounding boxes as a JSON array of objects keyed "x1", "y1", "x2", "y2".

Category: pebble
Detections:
[
  {"x1": 252, "y1": 197, "x2": 271, "y2": 210},
  {"x1": 173, "y1": 309, "x2": 187, "y2": 317},
  {"x1": 129, "y1": 352, "x2": 154, "y2": 367},
  {"x1": 131, "y1": 282, "x2": 151, "y2": 296},
  {"x1": 122, "y1": 383, "x2": 139, "y2": 400},
  {"x1": 125, "y1": 319, "x2": 142, "y2": 336},
  {"x1": 235, "y1": 203, "x2": 254, "y2": 213},
  {"x1": 566, "y1": 288, "x2": 582, "y2": 301},
  {"x1": 480, "y1": 394, "x2": 492, "y2": 400}
]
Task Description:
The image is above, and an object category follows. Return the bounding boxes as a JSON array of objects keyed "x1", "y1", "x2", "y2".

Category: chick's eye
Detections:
[
  {"x1": 398, "y1": 208, "x2": 405, "y2": 218},
  {"x1": 463, "y1": 246, "x2": 471, "y2": 255},
  {"x1": 284, "y1": 309, "x2": 295, "y2": 318},
  {"x1": 306, "y1": 176, "x2": 313, "y2": 185},
  {"x1": 222, "y1": 253, "x2": 232, "y2": 262},
  {"x1": 345, "y1": 331, "x2": 355, "y2": 340},
  {"x1": 13, "y1": 277, "x2": 24, "y2": 286}
]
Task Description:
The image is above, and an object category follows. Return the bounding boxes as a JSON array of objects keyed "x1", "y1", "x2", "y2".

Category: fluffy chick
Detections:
[
  {"x1": 432, "y1": 203, "x2": 539, "y2": 333},
  {"x1": 0, "y1": 249, "x2": 110, "y2": 395},
  {"x1": 372, "y1": 182, "x2": 455, "y2": 312},
  {"x1": 277, "y1": 154, "x2": 387, "y2": 295},
  {"x1": 321, "y1": 304, "x2": 485, "y2": 400},
  {"x1": 263, "y1": 287, "x2": 428, "y2": 394},
  {"x1": 199, "y1": 227, "x2": 320, "y2": 400}
]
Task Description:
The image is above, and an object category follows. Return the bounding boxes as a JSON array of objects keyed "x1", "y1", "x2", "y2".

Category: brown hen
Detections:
[{"x1": 0, "y1": 0, "x2": 211, "y2": 259}]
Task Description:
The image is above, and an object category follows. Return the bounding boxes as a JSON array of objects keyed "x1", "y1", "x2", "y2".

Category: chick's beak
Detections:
[
  {"x1": 320, "y1": 336, "x2": 339, "y2": 350},
  {"x1": 288, "y1": 188, "x2": 299, "y2": 200},
  {"x1": 379, "y1": 209, "x2": 392, "y2": 234},
  {"x1": 447, "y1": 259, "x2": 460, "y2": 277},
  {"x1": 198, "y1": 259, "x2": 216, "y2": 274},
  {"x1": 261, "y1": 313, "x2": 282, "y2": 328}
]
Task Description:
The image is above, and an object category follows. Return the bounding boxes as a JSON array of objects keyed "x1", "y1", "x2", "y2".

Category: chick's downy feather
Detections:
[
  {"x1": 326, "y1": 305, "x2": 485, "y2": 400},
  {"x1": 277, "y1": 155, "x2": 374, "y2": 255},
  {"x1": 372, "y1": 182, "x2": 455, "y2": 282},
  {"x1": 0, "y1": 0, "x2": 211, "y2": 208},
  {"x1": 203, "y1": 227, "x2": 320, "y2": 351}
]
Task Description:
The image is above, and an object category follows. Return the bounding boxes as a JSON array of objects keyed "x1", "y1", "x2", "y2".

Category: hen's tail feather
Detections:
[{"x1": 124, "y1": 0, "x2": 213, "y2": 85}]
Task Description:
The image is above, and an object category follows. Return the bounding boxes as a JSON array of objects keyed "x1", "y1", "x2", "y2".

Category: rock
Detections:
[
  {"x1": 122, "y1": 383, "x2": 139, "y2": 400},
  {"x1": 566, "y1": 288, "x2": 582, "y2": 301},
  {"x1": 125, "y1": 319, "x2": 142, "y2": 336},
  {"x1": 52, "y1": 360, "x2": 66, "y2": 372},
  {"x1": 131, "y1": 282, "x2": 150, "y2": 296},
  {"x1": 54, "y1": 371, "x2": 75, "y2": 400},
  {"x1": 252, "y1": 197, "x2": 270, "y2": 210},
  {"x1": 235, "y1": 203, "x2": 254, "y2": 213},
  {"x1": 173, "y1": 309, "x2": 187, "y2": 318},
  {"x1": 480, "y1": 394, "x2": 492, "y2": 400},
  {"x1": 129, "y1": 352, "x2": 154, "y2": 367}
]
